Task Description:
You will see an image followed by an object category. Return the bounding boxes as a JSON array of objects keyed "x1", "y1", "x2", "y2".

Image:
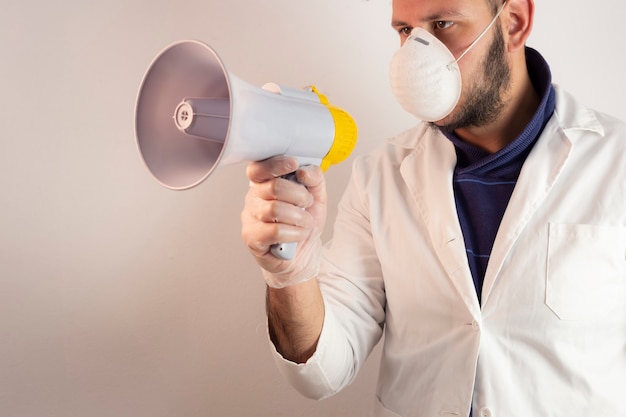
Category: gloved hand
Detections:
[{"x1": 241, "y1": 156, "x2": 327, "y2": 288}]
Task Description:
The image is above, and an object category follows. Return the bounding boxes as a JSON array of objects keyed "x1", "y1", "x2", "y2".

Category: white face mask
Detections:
[{"x1": 390, "y1": 1, "x2": 507, "y2": 122}]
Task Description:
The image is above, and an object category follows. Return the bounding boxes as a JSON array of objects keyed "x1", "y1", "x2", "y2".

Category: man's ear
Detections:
[{"x1": 502, "y1": 0, "x2": 534, "y2": 52}]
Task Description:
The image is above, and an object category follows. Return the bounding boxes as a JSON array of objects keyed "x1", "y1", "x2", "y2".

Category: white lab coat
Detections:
[{"x1": 271, "y1": 86, "x2": 626, "y2": 417}]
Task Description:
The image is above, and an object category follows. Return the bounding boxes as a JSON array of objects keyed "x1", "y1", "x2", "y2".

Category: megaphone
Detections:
[{"x1": 135, "y1": 40, "x2": 358, "y2": 259}]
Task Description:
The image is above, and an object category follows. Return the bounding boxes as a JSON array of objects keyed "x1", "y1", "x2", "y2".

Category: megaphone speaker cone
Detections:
[{"x1": 135, "y1": 40, "x2": 231, "y2": 190}]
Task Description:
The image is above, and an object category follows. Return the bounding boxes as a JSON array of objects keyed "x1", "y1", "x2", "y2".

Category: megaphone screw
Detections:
[{"x1": 174, "y1": 102, "x2": 194, "y2": 131}]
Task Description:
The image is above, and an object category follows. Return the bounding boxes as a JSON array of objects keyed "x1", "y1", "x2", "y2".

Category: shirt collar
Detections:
[{"x1": 443, "y1": 47, "x2": 556, "y2": 176}]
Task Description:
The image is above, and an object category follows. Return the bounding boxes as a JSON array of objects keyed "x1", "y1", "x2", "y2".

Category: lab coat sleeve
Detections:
[
  {"x1": 269, "y1": 154, "x2": 387, "y2": 399},
  {"x1": 269, "y1": 297, "x2": 359, "y2": 400}
]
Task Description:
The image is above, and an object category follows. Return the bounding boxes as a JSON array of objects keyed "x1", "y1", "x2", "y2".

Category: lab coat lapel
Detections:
[
  {"x1": 481, "y1": 117, "x2": 572, "y2": 303},
  {"x1": 399, "y1": 127, "x2": 481, "y2": 317}
]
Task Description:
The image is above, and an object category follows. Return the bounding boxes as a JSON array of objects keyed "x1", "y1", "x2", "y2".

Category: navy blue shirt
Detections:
[{"x1": 442, "y1": 47, "x2": 556, "y2": 302}]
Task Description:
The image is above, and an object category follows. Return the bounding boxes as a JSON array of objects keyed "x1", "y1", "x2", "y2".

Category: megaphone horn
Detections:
[{"x1": 135, "y1": 40, "x2": 358, "y2": 259}]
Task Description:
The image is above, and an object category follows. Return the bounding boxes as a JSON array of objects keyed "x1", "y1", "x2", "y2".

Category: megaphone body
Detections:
[{"x1": 135, "y1": 40, "x2": 357, "y2": 259}]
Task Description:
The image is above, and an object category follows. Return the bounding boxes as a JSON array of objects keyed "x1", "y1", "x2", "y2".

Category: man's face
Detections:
[{"x1": 391, "y1": 0, "x2": 511, "y2": 130}]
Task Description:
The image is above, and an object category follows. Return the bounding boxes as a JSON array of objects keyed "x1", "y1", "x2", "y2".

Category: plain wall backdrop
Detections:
[{"x1": 1, "y1": 1, "x2": 624, "y2": 416}]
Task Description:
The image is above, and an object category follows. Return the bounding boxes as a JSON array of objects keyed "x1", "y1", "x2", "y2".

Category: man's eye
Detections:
[
  {"x1": 434, "y1": 21, "x2": 454, "y2": 30},
  {"x1": 398, "y1": 27, "x2": 412, "y2": 36}
]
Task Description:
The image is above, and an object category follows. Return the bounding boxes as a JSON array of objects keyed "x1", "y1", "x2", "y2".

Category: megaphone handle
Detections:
[
  {"x1": 269, "y1": 170, "x2": 302, "y2": 261},
  {"x1": 271, "y1": 242, "x2": 298, "y2": 260}
]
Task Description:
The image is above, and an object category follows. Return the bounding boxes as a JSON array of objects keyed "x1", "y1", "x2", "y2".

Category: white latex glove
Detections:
[{"x1": 241, "y1": 156, "x2": 327, "y2": 288}]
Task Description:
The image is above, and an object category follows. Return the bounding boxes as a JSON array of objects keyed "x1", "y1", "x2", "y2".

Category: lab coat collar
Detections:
[
  {"x1": 553, "y1": 84, "x2": 604, "y2": 135},
  {"x1": 386, "y1": 123, "x2": 428, "y2": 148}
]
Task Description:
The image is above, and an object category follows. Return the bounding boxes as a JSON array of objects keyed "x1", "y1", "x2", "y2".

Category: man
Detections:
[{"x1": 241, "y1": 0, "x2": 626, "y2": 415}]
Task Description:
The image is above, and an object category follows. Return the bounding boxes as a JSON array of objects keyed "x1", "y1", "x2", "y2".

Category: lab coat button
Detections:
[
  {"x1": 478, "y1": 407, "x2": 492, "y2": 417},
  {"x1": 471, "y1": 320, "x2": 480, "y2": 330}
]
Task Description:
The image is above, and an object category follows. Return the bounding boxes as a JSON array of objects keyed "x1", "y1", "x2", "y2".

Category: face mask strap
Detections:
[{"x1": 447, "y1": 0, "x2": 508, "y2": 69}]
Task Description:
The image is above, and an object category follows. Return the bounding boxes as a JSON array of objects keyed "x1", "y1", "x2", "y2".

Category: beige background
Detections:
[{"x1": 1, "y1": 1, "x2": 624, "y2": 416}]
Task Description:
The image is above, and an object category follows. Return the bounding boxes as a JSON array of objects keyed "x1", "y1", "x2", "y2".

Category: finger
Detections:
[
  {"x1": 246, "y1": 156, "x2": 299, "y2": 183},
  {"x1": 248, "y1": 175, "x2": 313, "y2": 209},
  {"x1": 295, "y1": 165, "x2": 327, "y2": 206},
  {"x1": 242, "y1": 195, "x2": 314, "y2": 244},
  {"x1": 255, "y1": 199, "x2": 315, "y2": 228},
  {"x1": 241, "y1": 214, "x2": 312, "y2": 258}
]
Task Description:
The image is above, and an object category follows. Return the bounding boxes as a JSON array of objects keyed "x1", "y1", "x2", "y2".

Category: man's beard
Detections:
[{"x1": 434, "y1": 24, "x2": 511, "y2": 133}]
